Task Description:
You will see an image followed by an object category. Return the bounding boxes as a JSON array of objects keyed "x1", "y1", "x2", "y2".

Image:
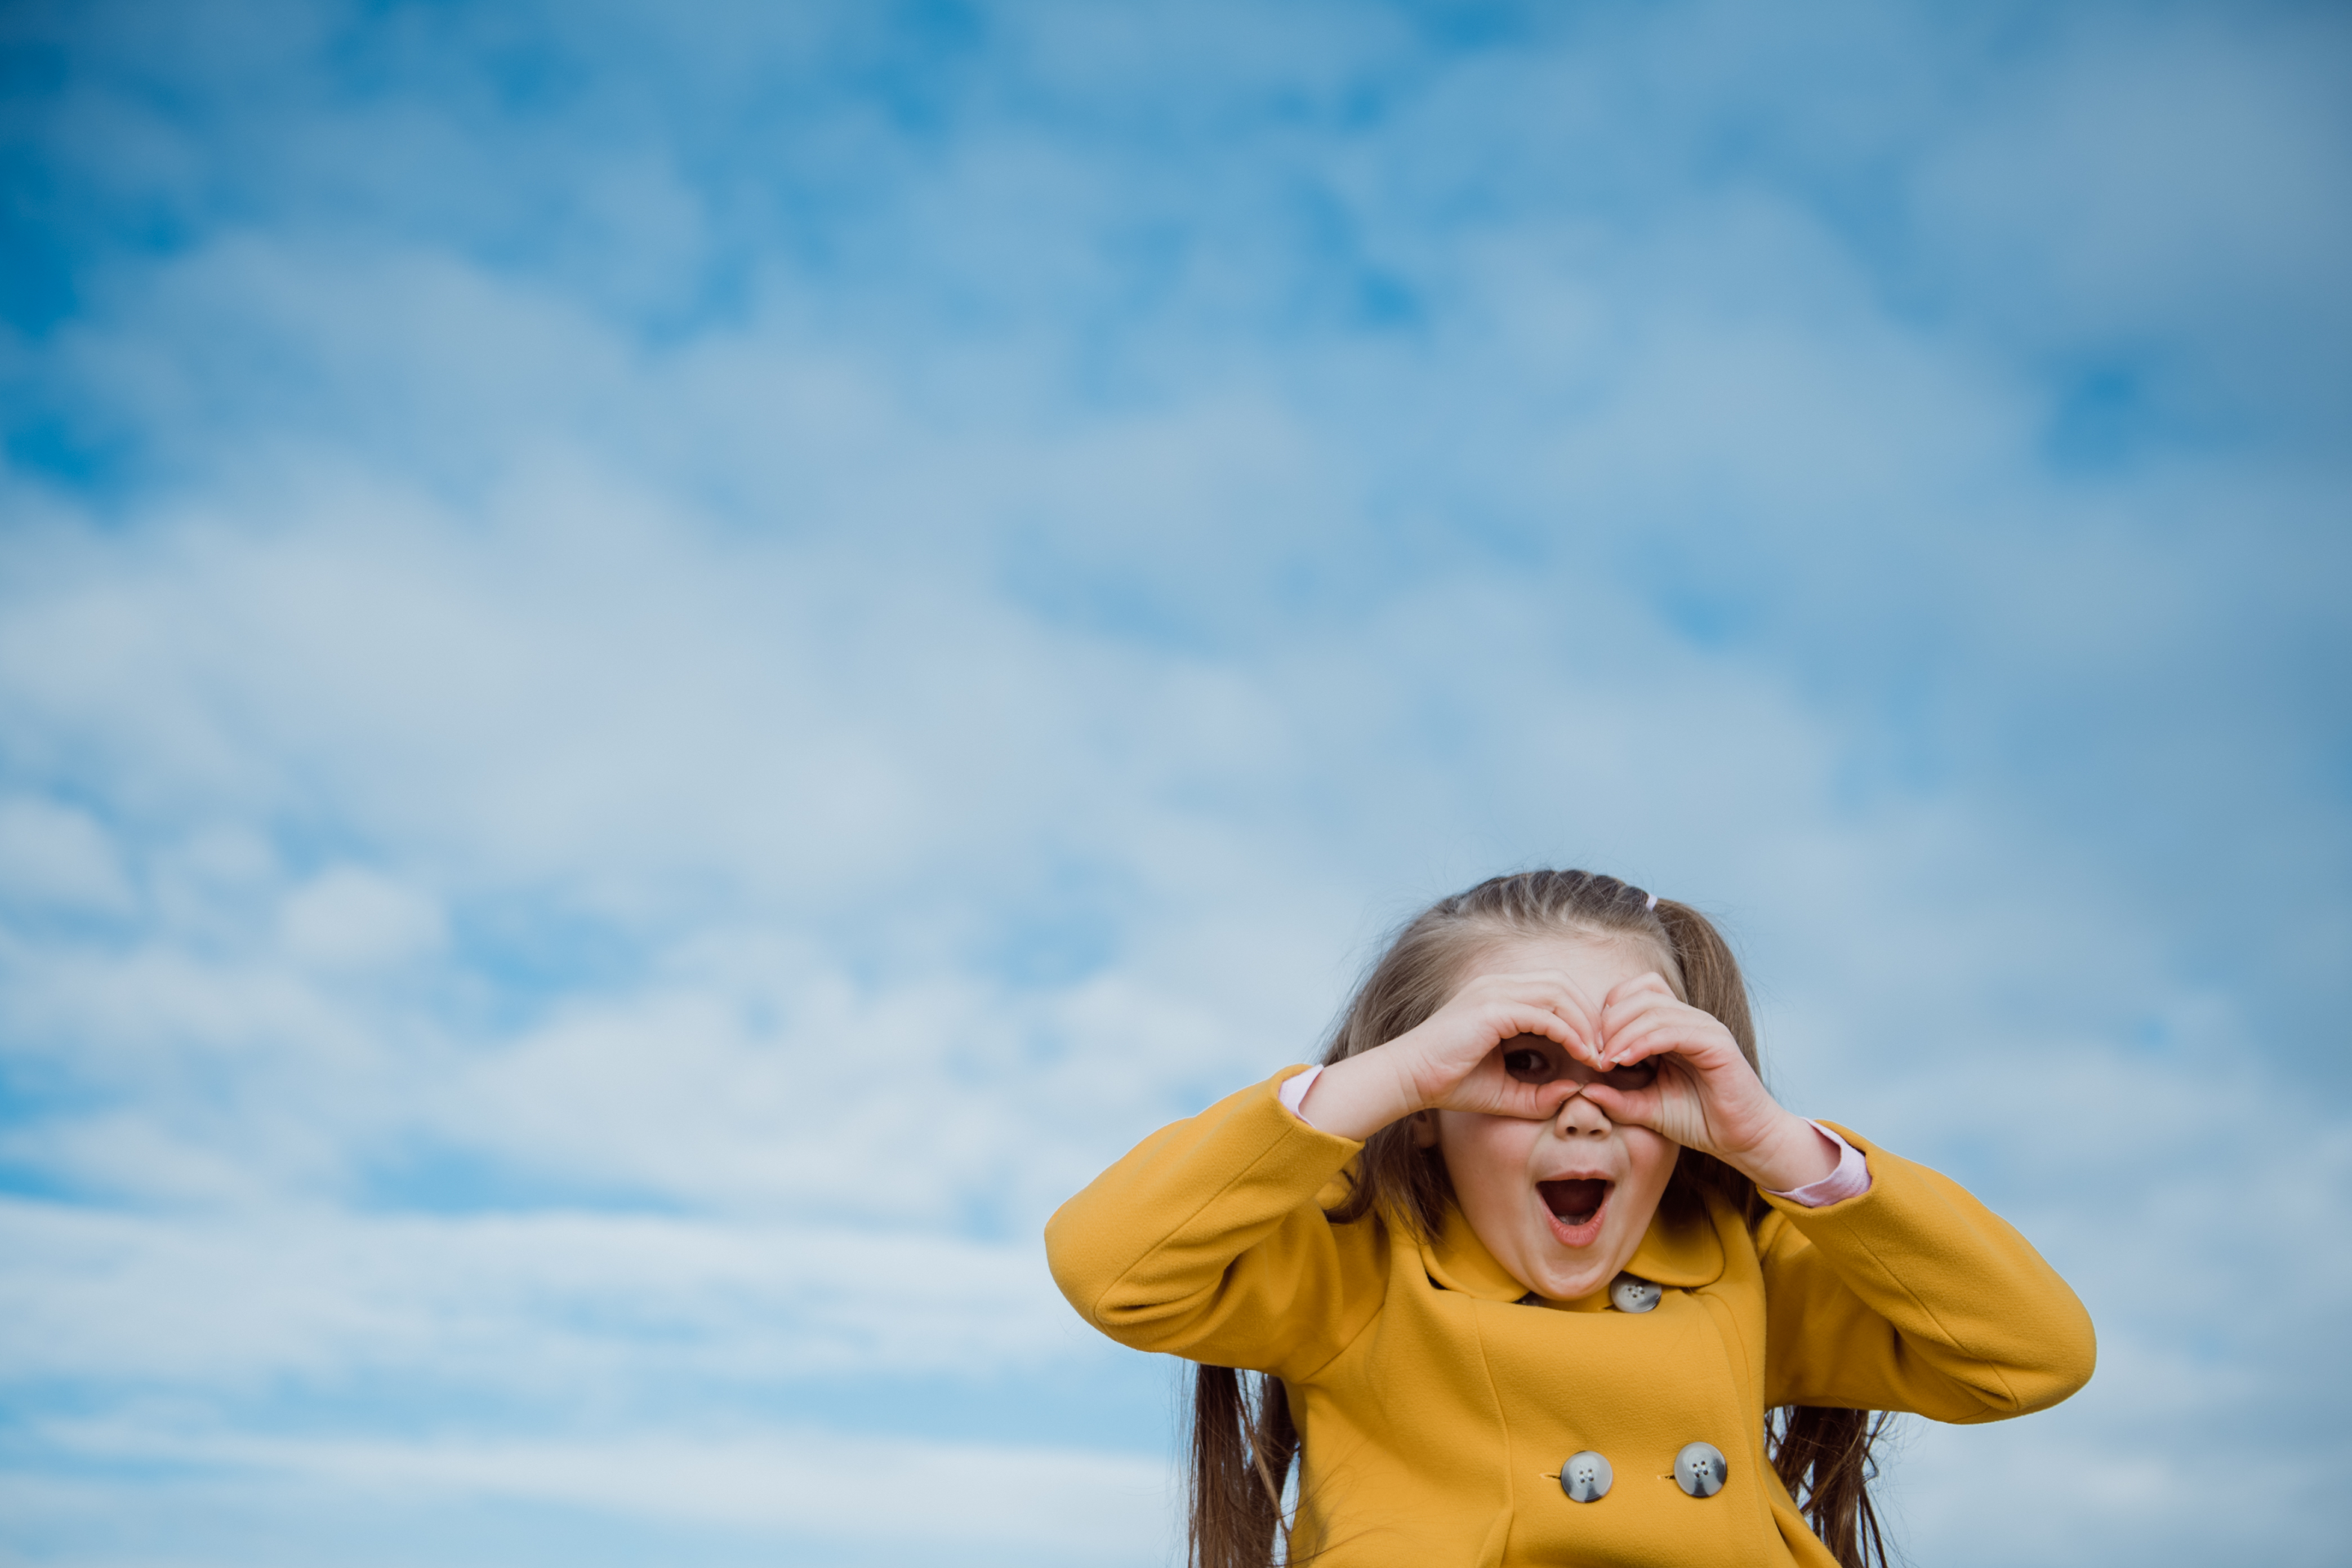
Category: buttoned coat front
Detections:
[{"x1": 1045, "y1": 1071, "x2": 2095, "y2": 1567}]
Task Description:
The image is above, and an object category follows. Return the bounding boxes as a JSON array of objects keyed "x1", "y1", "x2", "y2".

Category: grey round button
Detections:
[
  {"x1": 1673, "y1": 1441, "x2": 1729, "y2": 1498},
  {"x1": 1608, "y1": 1273, "x2": 1663, "y2": 1313},
  {"x1": 1559, "y1": 1450, "x2": 1612, "y2": 1503}
]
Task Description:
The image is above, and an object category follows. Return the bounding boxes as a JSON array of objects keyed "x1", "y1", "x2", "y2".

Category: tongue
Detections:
[{"x1": 1540, "y1": 1178, "x2": 1607, "y2": 1223}]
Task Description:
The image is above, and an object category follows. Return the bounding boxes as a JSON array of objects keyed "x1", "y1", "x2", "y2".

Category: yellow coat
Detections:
[{"x1": 1046, "y1": 1070, "x2": 2095, "y2": 1567}]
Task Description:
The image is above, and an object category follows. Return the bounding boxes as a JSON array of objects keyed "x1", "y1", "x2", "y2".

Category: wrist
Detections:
[
  {"x1": 1295, "y1": 1046, "x2": 1427, "y2": 1142},
  {"x1": 1727, "y1": 1111, "x2": 1839, "y2": 1193}
]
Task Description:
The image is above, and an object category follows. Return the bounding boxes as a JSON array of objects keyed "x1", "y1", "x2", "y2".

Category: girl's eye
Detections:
[
  {"x1": 1602, "y1": 1062, "x2": 1657, "y2": 1090},
  {"x1": 1503, "y1": 1049, "x2": 1556, "y2": 1082}
]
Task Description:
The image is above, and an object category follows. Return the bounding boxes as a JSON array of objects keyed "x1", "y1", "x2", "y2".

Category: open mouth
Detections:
[{"x1": 1538, "y1": 1178, "x2": 1611, "y2": 1239}]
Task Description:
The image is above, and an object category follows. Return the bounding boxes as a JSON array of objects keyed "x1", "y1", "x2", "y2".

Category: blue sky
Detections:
[{"x1": 1, "y1": 1, "x2": 2348, "y2": 1563}]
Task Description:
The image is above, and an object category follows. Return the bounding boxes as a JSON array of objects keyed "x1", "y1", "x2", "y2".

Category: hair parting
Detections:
[{"x1": 1185, "y1": 869, "x2": 1895, "y2": 1568}]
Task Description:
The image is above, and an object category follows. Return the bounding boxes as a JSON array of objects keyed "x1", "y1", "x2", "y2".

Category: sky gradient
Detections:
[{"x1": 3, "y1": 2, "x2": 2349, "y2": 1564}]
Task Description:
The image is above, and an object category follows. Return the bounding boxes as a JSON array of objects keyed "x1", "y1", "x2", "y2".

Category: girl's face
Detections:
[{"x1": 1413, "y1": 933, "x2": 1681, "y2": 1302}]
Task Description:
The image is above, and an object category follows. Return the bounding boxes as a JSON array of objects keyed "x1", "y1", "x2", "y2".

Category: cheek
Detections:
[
  {"x1": 1620, "y1": 1127, "x2": 1680, "y2": 1196},
  {"x1": 1435, "y1": 1114, "x2": 1535, "y2": 1200}
]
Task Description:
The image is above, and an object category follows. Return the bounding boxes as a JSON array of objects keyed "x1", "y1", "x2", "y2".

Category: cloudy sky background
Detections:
[{"x1": 2, "y1": 1, "x2": 2347, "y2": 1563}]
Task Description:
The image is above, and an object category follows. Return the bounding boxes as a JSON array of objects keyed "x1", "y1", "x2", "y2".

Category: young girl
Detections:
[{"x1": 1046, "y1": 871, "x2": 2093, "y2": 1568}]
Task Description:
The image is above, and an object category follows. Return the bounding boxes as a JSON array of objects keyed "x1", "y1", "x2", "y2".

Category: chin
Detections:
[
  {"x1": 1521, "y1": 1182, "x2": 1632, "y2": 1299},
  {"x1": 1531, "y1": 1252, "x2": 1617, "y2": 1300}
]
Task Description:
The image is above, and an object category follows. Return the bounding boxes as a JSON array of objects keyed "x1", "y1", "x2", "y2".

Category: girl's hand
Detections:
[
  {"x1": 1293, "y1": 970, "x2": 1609, "y2": 1142},
  {"x1": 1578, "y1": 973, "x2": 1838, "y2": 1192}
]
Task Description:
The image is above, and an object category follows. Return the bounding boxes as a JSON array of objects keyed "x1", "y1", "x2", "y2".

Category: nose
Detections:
[{"x1": 1553, "y1": 1088, "x2": 1611, "y2": 1139}]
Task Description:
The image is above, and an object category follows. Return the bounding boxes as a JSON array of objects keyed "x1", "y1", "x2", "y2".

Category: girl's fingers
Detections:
[
  {"x1": 1406, "y1": 970, "x2": 1627, "y2": 1107},
  {"x1": 1574, "y1": 1080, "x2": 1644, "y2": 1122},
  {"x1": 1600, "y1": 1001, "x2": 1741, "y2": 1071},
  {"x1": 1493, "y1": 1003, "x2": 1591, "y2": 1067},
  {"x1": 1598, "y1": 974, "x2": 1674, "y2": 1029},
  {"x1": 1526, "y1": 1078, "x2": 1584, "y2": 1119},
  {"x1": 1491, "y1": 979, "x2": 1603, "y2": 1066},
  {"x1": 1528, "y1": 979, "x2": 1603, "y2": 1055},
  {"x1": 1473, "y1": 1068, "x2": 1580, "y2": 1121},
  {"x1": 1598, "y1": 1014, "x2": 1698, "y2": 1068},
  {"x1": 1596, "y1": 988, "x2": 1681, "y2": 1052},
  {"x1": 1554, "y1": 1013, "x2": 1606, "y2": 1069},
  {"x1": 1602, "y1": 972, "x2": 1675, "y2": 1009},
  {"x1": 1576, "y1": 1086, "x2": 1672, "y2": 1141}
]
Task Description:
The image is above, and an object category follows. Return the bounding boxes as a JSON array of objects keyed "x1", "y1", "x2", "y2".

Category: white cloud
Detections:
[
  {"x1": 12, "y1": 1422, "x2": 1177, "y2": 1565},
  {"x1": 279, "y1": 867, "x2": 444, "y2": 970},
  {"x1": 0, "y1": 1200, "x2": 1073, "y2": 1389},
  {"x1": 1894, "y1": 1393, "x2": 2346, "y2": 1568},
  {"x1": 0, "y1": 795, "x2": 134, "y2": 913}
]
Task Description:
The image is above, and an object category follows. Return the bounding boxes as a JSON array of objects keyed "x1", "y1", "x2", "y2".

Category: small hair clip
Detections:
[{"x1": 1643, "y1": 892, "x2": 1659, "y2": 912}]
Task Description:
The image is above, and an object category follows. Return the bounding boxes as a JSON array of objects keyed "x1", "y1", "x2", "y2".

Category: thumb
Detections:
[
  {"x1": 1538, "y1": 1080, "x2": 1583, "y2": 1119},
  {"x1": 1577, "y1": 1082, "x2": 1649, "y2": 1125},
  {"x1": 1496, "y1": 1077, "x2": 1582, "y2": 1121}
]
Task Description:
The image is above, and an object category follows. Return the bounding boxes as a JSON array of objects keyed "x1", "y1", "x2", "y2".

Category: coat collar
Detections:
[{"x1": 1420, "y1": 1187, "x2": 1726, "y2": 1305}]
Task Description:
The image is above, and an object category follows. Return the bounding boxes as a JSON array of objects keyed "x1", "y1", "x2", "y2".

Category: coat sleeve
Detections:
[
  {"x1": 1757, "y1": 1124, "x2": 2096, "y2": 1422},
  {"x1": 1043, "y1": 1070, "x2": 1391, "y2": 1382}
]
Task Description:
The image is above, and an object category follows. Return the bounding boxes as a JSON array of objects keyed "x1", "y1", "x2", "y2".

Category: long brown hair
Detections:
[{"x1": 1188, "y1": 870, "x2": 1894, "y2": 1568}]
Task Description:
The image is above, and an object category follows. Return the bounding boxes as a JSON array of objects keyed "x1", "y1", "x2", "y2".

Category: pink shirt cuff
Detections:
[
  {"x1": 1769, "y1": 1124, "x2": 1870, "y2": 1206},
  {"x1": 1284, "y1": 1065, "x2": 1868, "y2": 1207},
  {"x1": 1279, "y1": 1063, "x2": 1324, "y2": 1121}
]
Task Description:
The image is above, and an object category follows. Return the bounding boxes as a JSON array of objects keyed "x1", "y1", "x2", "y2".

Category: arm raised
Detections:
[
  {"x1": 1044, "y1": 1071, "x2": 1391, "y2": 1380},
  {"x1": 1757, "y1": 1126, "x2": 2096, "y2": 1422}
]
